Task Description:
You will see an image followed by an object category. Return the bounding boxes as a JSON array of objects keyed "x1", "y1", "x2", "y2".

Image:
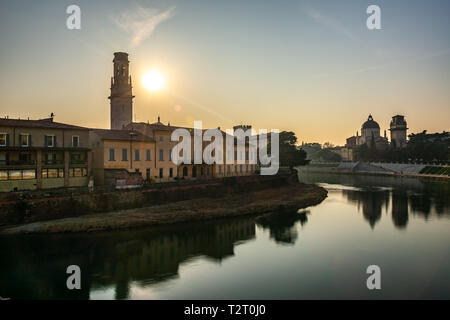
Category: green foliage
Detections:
[
  {"x1": 353, "y1": 131, "x2": 450, "y2": 163},
  {"x1": 419, "y1": 166, "x2": 450, "y2": 176},
  {"x1": 302, "y1": 142, "x2": 342, "y2": 162},
  {"x1": 274, "y1": 131, "x2": 309, "y2": 168}
]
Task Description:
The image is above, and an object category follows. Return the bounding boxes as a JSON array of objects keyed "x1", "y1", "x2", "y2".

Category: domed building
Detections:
[{"x1": 356, "y1": 115, "x2": 389, "y2": 149}]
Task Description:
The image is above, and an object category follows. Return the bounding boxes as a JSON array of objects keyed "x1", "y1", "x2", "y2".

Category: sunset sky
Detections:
[{"x1": 0, "y1": 0, "x2": 449, "y2": 145}]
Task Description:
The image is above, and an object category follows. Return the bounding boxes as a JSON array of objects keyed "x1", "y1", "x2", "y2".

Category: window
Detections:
[
  {"x1": 20, "y1": 134, "x2": 29, "y2": 147},
  {"x1": 71, "y1": 153, "x2": 81, "y2": 163},
  {"x1": 0, "y1": 133, "x2": 7, "y2": 147},
  {"x1": 246, "y1": 151, "x2": 249, "y2": 161},
  {"x1": 218, "y1": 165, "x2": 222, "y2": 174},
  {"x1": 235, "y1": 166, "x2": 237, "y2": 173},
  {"x1": 246, "y1": 165, "x2": 248, "y2": 172},
  {"x1": 0, "y1": 153, "x2": 6, "y2": 165},
  {"x1": 207, "y1": 167, "x2": 210, "y2": 176},
  {"x1": 69, "y1": 168, "x2": 87, "y2": 177},
  {"x1": 23, "y1": 170, "x2": 36, "y2": 180},
  {"x1": 159, "y1": 136, "x2": 163, "y2": 141},
  {"x1": 146, "y1": 149, "x2": 151, "y2": 161},
  {"x1": 159, "y1": 149, "x2": 164, "y2": 161},
  {"x1": 240, "y1": 165, "x2": 243, "y2": 173},
  {"x1": 227, "y1": 165, "x2": 231, "y2": 173},
  {"x1": 122, "y1": 149, "x2": 128, "y2": 161},
  {"x1": 146, "y1": 168, "x2": 151, "y2": 180},
  {"x1": 109, "y1": 148, "x2": 115, "y2": 161},
  {"x1": 169, "y1": 150, "x2": 172, "y2": 161},
  {"x1": 72, "y1": 136, "x2": 79, "y2": 147},
  {"x1": 169, "y1": 168, "x2": 173, "y2": 177},
  {"x1": 45, "y1": 135, "x2": 55, "y2": 147},
  {"x1": 159, "y1": 168, "x2": 163, "y2": 178},
  {"x1": 135, "y1": 149, "x2": 140, "y2": 161},
  {"x1": 9, "y1": 170, "x2": 22, "y2": 180},
  {"x1": 44, "y1": 153, "x2": 57, "y2": 165},
  {"x1": 42, "y1": 168, "x2": 63, "y2": 179},
  {"x1": 0, "y1": 170, "x2": 36, "y2": 180}
]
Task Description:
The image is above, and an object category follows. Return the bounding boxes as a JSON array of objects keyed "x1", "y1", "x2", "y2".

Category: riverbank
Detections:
[
  {"x1": 0, "y1": 173, "x2": 298, "y2": 226},
  {"x1": 0, "y1": 183, "x2": 327, "y2": 234},
  {"x1": 299, "y1": 166, "x2": 450, "y2": 182}
]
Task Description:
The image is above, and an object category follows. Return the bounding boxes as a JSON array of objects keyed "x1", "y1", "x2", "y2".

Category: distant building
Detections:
[
  {"x1": 344, "y1": 114, "x2": 405, "y2": 156},
  {"x1": 389, "y1": 115, "x2": 408, "y2": 148},
  {"x1": 0, "y1": 117, "x2": 91, "y2": 192},
  {"x1": 345, "y1": 136, "x2": 357, "y2": 149},
  {"x1": 356, "y1": 114, "x2": 389, "y2": 149}
]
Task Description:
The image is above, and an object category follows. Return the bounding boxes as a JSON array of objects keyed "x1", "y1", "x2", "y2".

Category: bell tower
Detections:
[{"x1": 109, "y1": 52, "x2": 134, "y2": 130}]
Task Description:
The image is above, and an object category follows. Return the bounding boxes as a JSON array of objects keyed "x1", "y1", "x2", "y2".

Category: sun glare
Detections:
[{"x1": 142, "y1": 70, "x2": 165, "y2": 92}]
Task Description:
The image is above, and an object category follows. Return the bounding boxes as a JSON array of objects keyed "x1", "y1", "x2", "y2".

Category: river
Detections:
[{"x1": 0, "y1": 172, "x2": 449, "y2": 299}]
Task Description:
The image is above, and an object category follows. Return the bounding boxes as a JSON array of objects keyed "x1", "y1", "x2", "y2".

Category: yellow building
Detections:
[
  {"x1": 0, "y1": 117, "x2": 91, "y2": 192},
  {"x1": 125, "y1": 120, "x2": 258, "y2": 180}
]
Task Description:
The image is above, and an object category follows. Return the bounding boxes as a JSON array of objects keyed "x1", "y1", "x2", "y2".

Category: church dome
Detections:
[{"x1": 362, "y1": 115, "x2": 380, "y2": 129}]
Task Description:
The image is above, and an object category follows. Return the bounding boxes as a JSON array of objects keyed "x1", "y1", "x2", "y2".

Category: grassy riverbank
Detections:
[{"x1": 0, "y1": 183, "x2": 327, "y2": 235}]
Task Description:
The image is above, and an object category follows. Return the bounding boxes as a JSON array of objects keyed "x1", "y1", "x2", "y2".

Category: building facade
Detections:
[
  {"x1": 124, "y1": 119, "x2": 258, "y2": 180},
  {"x1": 89, "y1": 129, "x2": 160, "y2": 186},
  {"x1": 0, "y1": 117, "x2": 91, "y2": 192}
]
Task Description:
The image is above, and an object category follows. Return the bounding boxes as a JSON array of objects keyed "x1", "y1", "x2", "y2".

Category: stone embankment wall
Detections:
[{"x1": 0, "y1": 173, "x2": 295, "y2": 226}]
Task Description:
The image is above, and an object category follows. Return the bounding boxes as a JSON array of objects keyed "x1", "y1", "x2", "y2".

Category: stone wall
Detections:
[{"x1": 0, "y1": 173, "x2": 293, "y2": 226}]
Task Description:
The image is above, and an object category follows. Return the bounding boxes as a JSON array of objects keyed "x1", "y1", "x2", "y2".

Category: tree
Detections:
[{"x1": 273, "y1": 131, "x2": 308, "y2": 169}]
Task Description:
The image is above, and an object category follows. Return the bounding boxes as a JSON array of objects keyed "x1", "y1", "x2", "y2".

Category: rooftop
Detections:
[
  {"x1": 91, "y1": 129, "x2": 155, "y2": 142},
  {"x1": 0, "y1": 117, "x2": 89, "y2": 130}
]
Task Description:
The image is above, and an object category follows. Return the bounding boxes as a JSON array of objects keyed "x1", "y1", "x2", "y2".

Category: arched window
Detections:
[
  {"x1": 183, "y1": 166, "x2": 188, "y2": 177},
  {"x1": 192, "y1": 167, "x2": 197, "y2": 177}
]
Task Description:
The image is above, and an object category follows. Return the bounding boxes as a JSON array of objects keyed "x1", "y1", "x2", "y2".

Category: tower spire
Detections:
[{"x1": 109, "y1": 52, "x2": 134, "y2": 130}]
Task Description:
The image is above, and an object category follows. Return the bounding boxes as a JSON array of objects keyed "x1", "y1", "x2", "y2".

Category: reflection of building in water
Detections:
[
  {"x1": 343, "y1": 189, "x2": 389, "y2": 229},
  {"x1": 255, "y1": 210, "x2": 308, "y2": 245},
  {"x1": 391, "y1": 191, "x2": 409, "y2": 228},
  {"x1": 0, "y1": 217, "x2": 256, "y2": 300}
]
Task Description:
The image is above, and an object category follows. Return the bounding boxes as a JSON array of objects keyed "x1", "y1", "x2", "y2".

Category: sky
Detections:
[{"x1": 0, "y1": 0, "x2": 449, "y2": 145}]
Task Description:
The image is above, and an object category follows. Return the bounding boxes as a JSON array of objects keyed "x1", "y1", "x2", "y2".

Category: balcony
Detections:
[
  {"x1": 70, "y1": 159, "x2": 87, "y2": 165},
  {"x1": 42, "y1": 160, "x2": 64, "y2": 166},
  {"x1": 0, "y1": 160, "x2": 37, "y2": 166}
]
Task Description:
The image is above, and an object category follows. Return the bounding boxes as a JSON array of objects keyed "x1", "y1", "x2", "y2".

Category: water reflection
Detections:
[
  {"x1": 343, "y1": 189, "x2": 389, "y2": 229},
  {"x1": 1, "y1": 172, "x2": 449, "y2": 300},
  {"x1": 256, "y1": 210, "x2": 309, "y2": 245},
  {"x1": 0, "y1": 217, "x2": 256, "y2": 300},
  {"x1": 299, "y1": 171, "x2": 450, "y2": 230}
]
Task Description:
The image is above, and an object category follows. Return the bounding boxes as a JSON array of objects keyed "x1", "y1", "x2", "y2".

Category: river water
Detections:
[{"x1": 0, "y1": 172, "x2": 449, "y2": 299}]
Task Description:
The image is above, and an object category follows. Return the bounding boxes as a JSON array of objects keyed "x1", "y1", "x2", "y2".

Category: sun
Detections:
[{"x1": 142, "y1": 70, "x2": 165, "y2": 92}]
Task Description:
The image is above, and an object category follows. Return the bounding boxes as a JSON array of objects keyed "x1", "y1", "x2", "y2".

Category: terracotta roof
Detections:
[
  {"x1": 0, "y1": 118, "x2": 89, "y2": 130},
  {"x1": 91, "y1": 129, "x2": 155, "y2": 142}
]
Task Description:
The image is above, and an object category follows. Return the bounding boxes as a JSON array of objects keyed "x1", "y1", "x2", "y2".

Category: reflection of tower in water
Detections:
[
  {"x1": 343, "y1": 189, "x2": 389, "y2": 229},
  {"x1": 391, "y1": 191, "x2": 409, "y2": 229}
]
